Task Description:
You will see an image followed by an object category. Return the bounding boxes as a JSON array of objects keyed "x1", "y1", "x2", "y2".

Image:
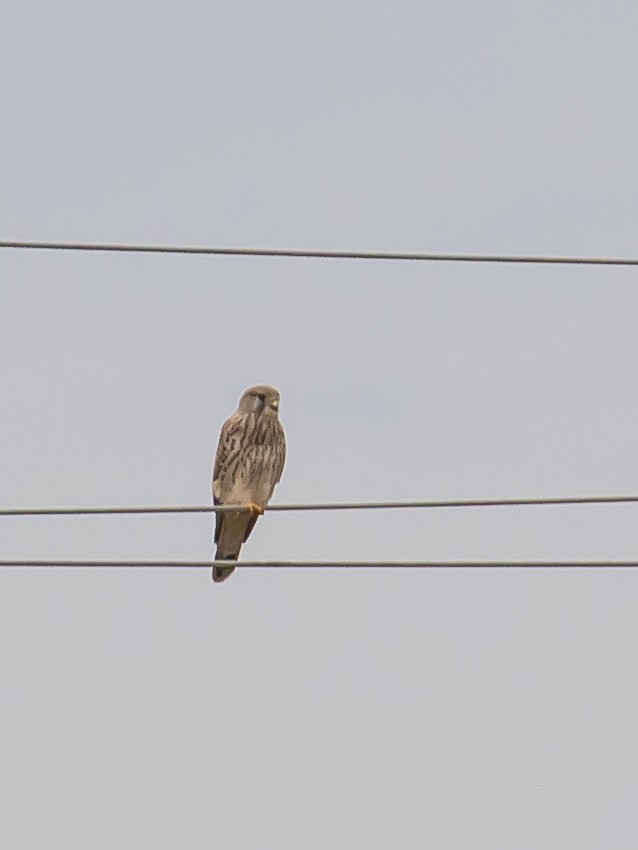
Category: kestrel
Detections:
[{"x1": 211, "y1": 385, "x2": 286, "y2": 582}]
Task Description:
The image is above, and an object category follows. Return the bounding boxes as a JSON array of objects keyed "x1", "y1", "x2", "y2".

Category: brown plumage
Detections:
[{"x1": 212, "y1": 385, "x2": 286, "y2": 582}]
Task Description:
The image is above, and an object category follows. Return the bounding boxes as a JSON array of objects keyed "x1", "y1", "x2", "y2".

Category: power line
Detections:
[
  {"x1": 3, "y1": 494, "x2": 638, "y2": 517},
  {"x1": 0, "y1": 560, "x2": 637, "y2": 569},
  {"x1": 0, "y1": 504, "x2": 254, "y2": 517},
  {"x1": 1, "y1": 239, "x2": 638, "y2": 266}
]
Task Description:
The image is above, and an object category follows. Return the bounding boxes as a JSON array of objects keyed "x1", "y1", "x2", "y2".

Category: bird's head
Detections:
[{"x1": 238, "y1": 385, "x2": 281, "y2": 416}]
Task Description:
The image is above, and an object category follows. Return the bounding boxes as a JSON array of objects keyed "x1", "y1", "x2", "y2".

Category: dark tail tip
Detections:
[
  {"x1": 213, "y1": 546, "x2": 239, "y2": 582},
  {"x1": 212, "y1": 565, "x2": 235, "y2": 583}
]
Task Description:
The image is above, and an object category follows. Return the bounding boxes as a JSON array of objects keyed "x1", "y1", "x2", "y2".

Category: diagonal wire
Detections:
[
  {"x1": 0, "y1": 560, "x2": 637, "y2": 569},
  {"x1": 2, "y1": 239, "x2": 638, "y2": 266},
  {"x1": 3, "y1": 494, "x2": 638, "y2": 517}
]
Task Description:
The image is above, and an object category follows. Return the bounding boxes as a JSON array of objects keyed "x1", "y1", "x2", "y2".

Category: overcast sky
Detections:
[{"x1": 2, "y1": 1, "x2": 638, "y2": 848}]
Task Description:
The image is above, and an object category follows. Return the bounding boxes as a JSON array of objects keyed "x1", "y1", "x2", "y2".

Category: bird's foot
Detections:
[{"x1": 246, "y1": 502, "x2": 265, "y2": 517}]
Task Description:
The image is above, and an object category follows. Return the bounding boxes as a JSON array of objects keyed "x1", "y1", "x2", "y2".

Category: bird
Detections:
[{"x1": 211, "y1": 385, "x2": 287, "y2": 582}]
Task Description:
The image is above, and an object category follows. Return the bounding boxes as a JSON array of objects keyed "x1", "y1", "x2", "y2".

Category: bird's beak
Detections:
[{"x1": 271, "y1": 399, "x2": 279, "y2": 409}]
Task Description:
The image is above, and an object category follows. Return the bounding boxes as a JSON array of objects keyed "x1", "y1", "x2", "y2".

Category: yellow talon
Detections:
[{"x1": 246, "y1": 502, "x2": 265, "y2": 516}]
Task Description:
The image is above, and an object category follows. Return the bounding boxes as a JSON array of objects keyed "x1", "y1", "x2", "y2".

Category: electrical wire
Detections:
[
  {"x1": 2, "y1": 494, "x2": 638, "y2": 517},
  {"x1": 0, "y1": 560, "x2": 636, "y2": 569},
  {"x1": 2, "y1": 239, "x2": 638, "y2": 266}
]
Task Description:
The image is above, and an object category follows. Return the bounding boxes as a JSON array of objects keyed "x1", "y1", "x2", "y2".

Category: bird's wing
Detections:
[
  {"x1": 271, "y1": 419, "x2": 287, "y2": 488},
  {"x1": 212, "y1": 411, "x2": 245, "y2": 543}
]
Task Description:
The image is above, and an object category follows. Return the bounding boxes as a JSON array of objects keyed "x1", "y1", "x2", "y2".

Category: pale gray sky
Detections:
[{"x1": 1, "y1": 1, "x2": 638, "y2": 848}]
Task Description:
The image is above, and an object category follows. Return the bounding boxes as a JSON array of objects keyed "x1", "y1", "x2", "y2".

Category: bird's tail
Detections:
[
  {"x1": 212, "y1": 510, "x2": 248, "y2": 583},
  {"x1": 212, "y1": 536, "x2": 242, "y2": 583},
  {"x1": 212, "y1": 560, "x2": 236, "y2": 583},
  {"x1": 213, "y1": 542, "x2": 241, "y2": 581}
]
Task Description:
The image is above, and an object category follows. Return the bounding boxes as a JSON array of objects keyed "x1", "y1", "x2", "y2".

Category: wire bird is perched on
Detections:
[{"x1": 212, "y1": 385, "x2": 287, "y2": 582}]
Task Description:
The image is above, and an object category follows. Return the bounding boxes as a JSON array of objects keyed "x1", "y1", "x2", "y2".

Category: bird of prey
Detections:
[{"x1": 212, "y1": 385, "x2": 286, "y2": 582}]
